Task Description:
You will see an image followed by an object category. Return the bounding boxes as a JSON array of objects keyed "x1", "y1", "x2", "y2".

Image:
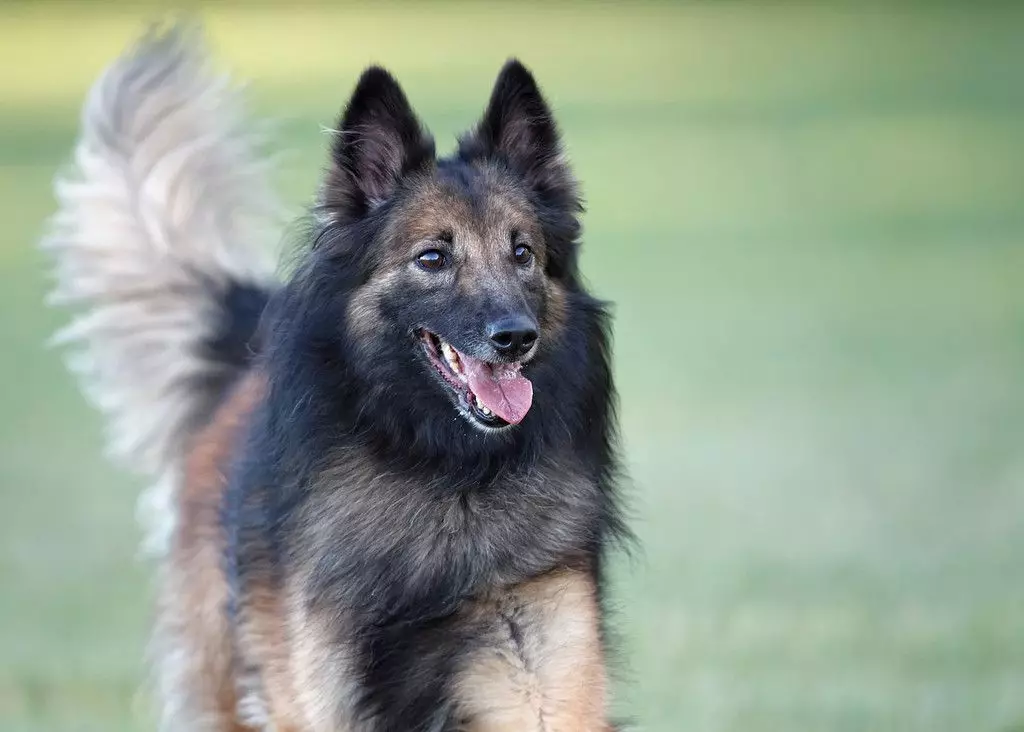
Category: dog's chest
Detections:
[{"x1": 452, "y1": 569, "x2": 609, "y2": 732}]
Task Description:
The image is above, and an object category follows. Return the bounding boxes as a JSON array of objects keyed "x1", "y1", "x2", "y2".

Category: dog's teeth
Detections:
[
  {"x1": 481, "y1": 407, "x2": 492, "y2": 415},
  {"x1": 440, "y1": 342, "x2": 460, "y2": 372}
]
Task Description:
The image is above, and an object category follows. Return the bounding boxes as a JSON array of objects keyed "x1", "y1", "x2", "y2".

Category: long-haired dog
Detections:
[{"x1": 44, "y1": 26, "x2": 626, "y2": 732}]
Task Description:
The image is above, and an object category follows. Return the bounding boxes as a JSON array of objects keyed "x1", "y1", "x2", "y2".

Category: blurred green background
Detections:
[{"x1": 2, "y1": 3, "x2": 1024, "y2": 731}]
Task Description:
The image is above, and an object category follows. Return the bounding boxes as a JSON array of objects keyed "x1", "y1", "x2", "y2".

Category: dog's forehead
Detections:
[{"x1": 393, "y1": 163, "x2": 539, "y2": 244}]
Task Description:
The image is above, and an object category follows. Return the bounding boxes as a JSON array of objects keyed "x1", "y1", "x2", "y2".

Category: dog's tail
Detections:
[{"x1": 42, "y1": 26, "x2": 280, "y2": 556}]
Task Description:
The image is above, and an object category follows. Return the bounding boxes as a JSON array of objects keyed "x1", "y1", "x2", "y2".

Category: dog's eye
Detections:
[
  {"x1": 416, "y1": 249, "x2": 446, "y2": 271},
  {"x1": 513, "y1": 244, "x2": 533, "y2": 266}
]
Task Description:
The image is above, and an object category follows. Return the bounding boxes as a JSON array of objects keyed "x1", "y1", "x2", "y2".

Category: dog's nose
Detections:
[{"x1": 487, "y1": 315, "x2": 538, "y2": 359}]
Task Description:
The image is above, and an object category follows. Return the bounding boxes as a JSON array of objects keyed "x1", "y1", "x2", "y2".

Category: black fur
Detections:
[
  {"x1": 223, "y1": 60, "x2": 626, "y2": 730},
  {"x1": 204, "y1": 280, "x2": 270, "y2": 369},
  {"x1": 319, "y1": 66, "x2": 436, "y2": 224},
  {"x1": 193, "y1": 279, "x2": 270, "y2": 430}
]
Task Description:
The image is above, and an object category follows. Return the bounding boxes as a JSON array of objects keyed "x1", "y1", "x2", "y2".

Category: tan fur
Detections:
[
  {"x1": 241, "y1": 566, "x2": 610, "y2": 732},
  {"x1": 455, "y1": 569, "x2": 609, "y2": 732},
  {"x1": 236, "y1": 578, "x2": 307, "y2": 731},
  {"x1": 383, "y1": 167, "x2": 546, "y2": 273},
  {"x1": 345, "y1": 269, "x2": 402, "y2": 344},
  {"x1": 542, "y1": 278, "x2": 570, "y2": 340},
  {"x1": 163, "y1": 372, "x2": 266, "y2": 730},
  {"x1": 281, "y1": 575, "x2": 361, "y2": 732}
]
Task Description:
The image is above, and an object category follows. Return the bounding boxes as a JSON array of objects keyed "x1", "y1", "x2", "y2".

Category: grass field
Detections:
[{"x1": 2, "y1": 3, "x2": 1024, "y2": 731}]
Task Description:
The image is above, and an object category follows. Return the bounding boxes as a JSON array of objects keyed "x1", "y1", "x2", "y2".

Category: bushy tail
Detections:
[{"x1": 42, "y1": 26, "x2": 280, "y2": 555}]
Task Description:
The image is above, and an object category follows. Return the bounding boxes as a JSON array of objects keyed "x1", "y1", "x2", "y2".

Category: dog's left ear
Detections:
[{"x1": 460, "y1": 60, "x2": 578, "y2": 209}]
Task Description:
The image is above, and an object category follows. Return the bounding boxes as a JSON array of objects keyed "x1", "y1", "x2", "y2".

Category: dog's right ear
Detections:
[{"x1": 319, "y1": 67, "x2": 435, "y2": 223}]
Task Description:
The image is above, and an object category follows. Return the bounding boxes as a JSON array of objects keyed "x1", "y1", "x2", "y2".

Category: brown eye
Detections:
[
  {"x1": 416, "y1": 249, "x2": 446, "y2": 271},
  {"x1": 514, "y1": 244, "x2": 533, "y2": 266}
]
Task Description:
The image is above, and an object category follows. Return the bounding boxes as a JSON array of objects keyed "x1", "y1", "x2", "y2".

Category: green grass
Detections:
[{"x1": 2, "y1": 3, "x2": 1024, "y2": 731}]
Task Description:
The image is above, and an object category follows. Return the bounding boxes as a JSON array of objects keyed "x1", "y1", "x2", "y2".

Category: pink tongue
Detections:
[{"x1": 459, "y1": 353, "x2": 533, "y2": 424}]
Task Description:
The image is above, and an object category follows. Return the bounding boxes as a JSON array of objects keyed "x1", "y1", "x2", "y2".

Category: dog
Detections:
[{"x1": 44, "y1": 26, "x2": 627, "y2": 732}]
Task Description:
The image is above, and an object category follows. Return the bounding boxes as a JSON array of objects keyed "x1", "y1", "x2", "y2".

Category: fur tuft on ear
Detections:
[
  {"x1": 320, "y1": 67, "x2": 435, "y2": 223},
  {"x1": 460, "y1": 59, "x2": 578, "y2": 208}
]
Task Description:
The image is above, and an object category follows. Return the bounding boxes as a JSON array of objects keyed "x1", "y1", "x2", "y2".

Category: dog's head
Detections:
[{"x1": 285, "y1": 61, "x2": 606, "y2": 455}]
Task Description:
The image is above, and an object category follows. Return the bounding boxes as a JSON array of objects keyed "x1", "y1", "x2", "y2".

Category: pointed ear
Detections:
[
  {"x1": 460, "y1": 60, "x2": 577, "y2": 206},
  {"x1": 320, "y1": 67, "x2": 435, "y2": 222}
]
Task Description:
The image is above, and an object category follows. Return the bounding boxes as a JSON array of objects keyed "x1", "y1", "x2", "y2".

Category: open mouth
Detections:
[{"x1": 417, "y1": 330, "x2": 534, "y2": 428}]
